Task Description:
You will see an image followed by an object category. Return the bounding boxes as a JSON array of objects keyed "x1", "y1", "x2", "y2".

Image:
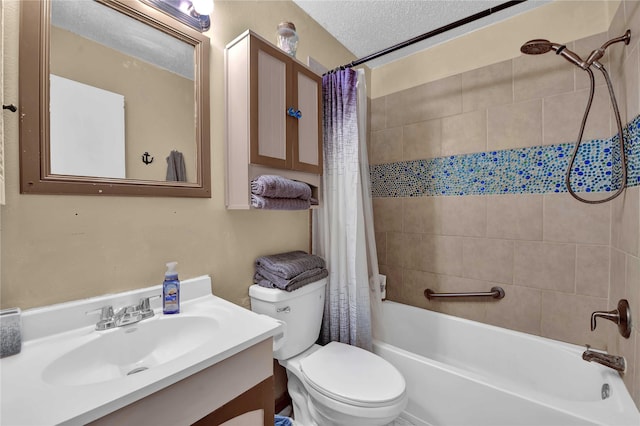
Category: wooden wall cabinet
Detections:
[{"x1": 225, "y1": 30, "x2": 322, "y2": 209}]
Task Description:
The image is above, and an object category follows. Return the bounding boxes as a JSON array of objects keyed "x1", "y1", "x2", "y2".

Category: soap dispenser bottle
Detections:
[{"x1": 163, "y1": 261, "x2": 180, "y2": 314}]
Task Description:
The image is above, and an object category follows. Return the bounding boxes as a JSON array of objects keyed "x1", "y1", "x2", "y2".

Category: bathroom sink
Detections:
[
  {"x1": 1, "y1": 276, "x2": 282, "y2": 426},
  {"x1": 42, "y1": 315, "x2": 219, "y2": 386}
]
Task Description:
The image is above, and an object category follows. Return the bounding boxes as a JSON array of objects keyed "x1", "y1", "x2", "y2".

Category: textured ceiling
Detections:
[
  {"x1": 293, "y1": 0, "x2": 550, "y2": 68},
  {"x1": 52, "y1": 0, "x2": 194, "y2": 79}
]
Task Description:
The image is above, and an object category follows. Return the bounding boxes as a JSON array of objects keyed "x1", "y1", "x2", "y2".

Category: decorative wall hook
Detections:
[
  {"x1": 2, "y1": 104, "x2": 17, "y2": 112},
  {"x1": 141, "y1": 152, "x2": 154, "y2": 165}
]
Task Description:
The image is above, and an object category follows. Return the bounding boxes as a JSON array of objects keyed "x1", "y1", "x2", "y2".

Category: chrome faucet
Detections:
[
  {"x1": 113, "y1": 305, "x2": 144, "y2": 327},
  {"x1": 582, "y1": 345, "x2": 626, "y2": 373},
  {"x1": 86, "y1": 295, "x2": 159, "y2": 330}
]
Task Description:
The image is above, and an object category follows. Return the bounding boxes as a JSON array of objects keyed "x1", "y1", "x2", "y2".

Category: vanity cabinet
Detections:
[
  {"x1": 225, "y1": 30, "x2": 322, "y2": 209},
  {"x1": 89, "y1": 339, "x2": 274, "y2": 426}
]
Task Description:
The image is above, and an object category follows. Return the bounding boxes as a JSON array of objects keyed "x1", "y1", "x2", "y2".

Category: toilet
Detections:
[{"x1": 249, "y1": 277, "x2": 407, "y2": 426}]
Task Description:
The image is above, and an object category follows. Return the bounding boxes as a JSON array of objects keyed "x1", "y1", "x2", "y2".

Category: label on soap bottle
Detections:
[{"x1": 163, "y1": 280, "x2": 180, "y2": 314}]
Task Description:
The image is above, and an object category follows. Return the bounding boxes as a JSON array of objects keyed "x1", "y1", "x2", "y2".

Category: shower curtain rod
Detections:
[{"x1": 326, "y1": 0, "x2": 527, "y2": 74}]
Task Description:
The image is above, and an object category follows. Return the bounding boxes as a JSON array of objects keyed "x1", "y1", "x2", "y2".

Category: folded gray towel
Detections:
[
  {"x1": 256, "y1": 251, "x2": 326, "y2": 279},
  {"x1": 251, "y1": 175, "x2": 312, "y2": 200},
  {"x1": 255, "y1": 268, "x2": 328, "y2": 292},
  {"x1": 251, "y1": 194, "x2": 310, "y2": 210}
]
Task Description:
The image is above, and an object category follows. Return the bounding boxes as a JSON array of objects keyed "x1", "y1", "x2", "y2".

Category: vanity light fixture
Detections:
[{"x1": 140, "y1": 0, "x2": 213, "y2": 32}]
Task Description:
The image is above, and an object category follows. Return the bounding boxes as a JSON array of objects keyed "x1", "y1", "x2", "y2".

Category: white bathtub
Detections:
[{"x1": 372, "y1": 301, "x2": 640, "y2": 426}]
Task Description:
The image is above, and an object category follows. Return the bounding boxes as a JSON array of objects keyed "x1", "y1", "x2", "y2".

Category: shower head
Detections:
[
  {"x1": 520, "y1": 39, "x2": 586, "y2": 69},
  {"x1": 520, "y1": 39, "x2": 556, "y2": 55}
]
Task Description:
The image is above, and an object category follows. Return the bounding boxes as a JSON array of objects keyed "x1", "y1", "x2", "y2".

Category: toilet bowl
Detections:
[
  {"x1": 283, "y1": 342, "x2": 407, "y2": 425},
  {"x1": 249, "y1": 278, "x2": 407, "y2": 426}
]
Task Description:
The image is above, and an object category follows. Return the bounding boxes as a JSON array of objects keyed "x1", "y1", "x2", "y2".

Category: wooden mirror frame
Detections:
[{"x1": 19, "y1": 0, "x2": 211, "y2": 197}]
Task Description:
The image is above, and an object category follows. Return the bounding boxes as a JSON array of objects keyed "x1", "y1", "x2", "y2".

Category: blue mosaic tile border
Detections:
[{"x1": 370, "y1": 114, "x2": 640, "y2": 197}]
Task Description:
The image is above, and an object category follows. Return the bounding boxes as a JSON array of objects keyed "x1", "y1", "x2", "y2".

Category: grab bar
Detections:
[{"x1": 424, "y1": 286, "x2": 505, "y2": 300}]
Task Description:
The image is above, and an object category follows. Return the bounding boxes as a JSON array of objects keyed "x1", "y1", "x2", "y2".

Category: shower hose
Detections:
[{"x1": 567, "y1": 65, "x2": 628, "y2": 204}]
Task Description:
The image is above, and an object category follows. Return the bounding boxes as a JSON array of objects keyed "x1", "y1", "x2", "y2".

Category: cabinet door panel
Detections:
[
  {"x1": 292, "y1": 64, "x2": 322, "y2": 174},
  {"x1": 250, "y1": 40, "x2": 292, "y2": 169},
  {"x1": 257, "y1": 51, "x2": 286, "y2": 160}
]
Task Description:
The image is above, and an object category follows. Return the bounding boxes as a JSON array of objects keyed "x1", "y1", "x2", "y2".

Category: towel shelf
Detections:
[{"x1": 424, "y1": 286, "x2": 505, "y2": 300}]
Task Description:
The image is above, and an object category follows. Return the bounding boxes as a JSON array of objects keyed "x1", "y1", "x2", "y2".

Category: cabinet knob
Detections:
[{"x1": 287, "y1": 107, "x2": 302, "y2": 119}]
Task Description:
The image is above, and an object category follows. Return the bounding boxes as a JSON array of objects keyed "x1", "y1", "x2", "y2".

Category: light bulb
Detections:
[{"x1": 191, "y1": 0, "x2": 213, "y2": 16}]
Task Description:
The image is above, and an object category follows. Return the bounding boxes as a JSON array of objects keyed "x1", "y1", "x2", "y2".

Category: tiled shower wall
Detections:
[{"x1": 370, "y1": 2, "x2": 640, "y2": 405}]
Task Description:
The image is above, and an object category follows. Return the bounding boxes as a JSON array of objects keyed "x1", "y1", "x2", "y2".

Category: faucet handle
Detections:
[
  {"x1": 85, "y1": 305, "x2": 114, "y2": 320},
  {"x1": 590, "y1": 309, "x2": 619, "y2": 330},
  {"x1": 85, "y1": 305, "x2": 115, "y2": 330},
  {"x1": 591, "y1": 299, "x2": 631, "y2": 338},
  {"x1": 138, "y1": 295, "x2": 161, "y2": 319}
]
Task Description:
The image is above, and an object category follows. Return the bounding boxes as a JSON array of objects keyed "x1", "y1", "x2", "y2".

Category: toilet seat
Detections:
[{"x1": 300, "y1": 342, "x2": 406, "y2": 408}]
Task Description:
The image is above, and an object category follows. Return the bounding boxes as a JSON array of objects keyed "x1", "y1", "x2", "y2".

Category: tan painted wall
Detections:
[
  {"x1": 50, "y1": 27, "x2": 196, "y2": 182},
  {"x1": 0, "y1": 0, "x2": 355, "y2": 310},
  {"x1": 371, "y1": 0, "x2": 618, "y2": 99}
]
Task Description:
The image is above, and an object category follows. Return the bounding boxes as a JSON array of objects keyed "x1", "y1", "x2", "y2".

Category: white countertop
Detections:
[{"x1": 0, "y1": 276, "x2": 280, "y2": 425}]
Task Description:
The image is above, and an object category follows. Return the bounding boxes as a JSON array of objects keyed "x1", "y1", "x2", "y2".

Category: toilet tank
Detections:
[{"x1": 249, "y1": 278, "x2": 326, "y2": 360}]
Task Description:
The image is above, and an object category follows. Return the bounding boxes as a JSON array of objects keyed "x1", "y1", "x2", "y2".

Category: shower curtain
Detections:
[{"x1": 313, "y1": 68, "x2": 381, "y2": 351}]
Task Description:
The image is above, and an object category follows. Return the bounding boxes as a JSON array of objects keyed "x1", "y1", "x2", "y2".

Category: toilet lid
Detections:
[{"x1": 300, "y1": 341, "x2": 406, "y2": 407}]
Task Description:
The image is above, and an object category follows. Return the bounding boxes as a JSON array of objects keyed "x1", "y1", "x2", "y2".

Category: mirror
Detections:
[{"x1": 19, "y1": 0, "x2": 211, "y2": 197}]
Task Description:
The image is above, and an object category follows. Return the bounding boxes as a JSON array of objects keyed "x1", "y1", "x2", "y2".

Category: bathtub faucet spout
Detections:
[{"x1": 582, "y1": 345, "x2": 626, "y2": 373}]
